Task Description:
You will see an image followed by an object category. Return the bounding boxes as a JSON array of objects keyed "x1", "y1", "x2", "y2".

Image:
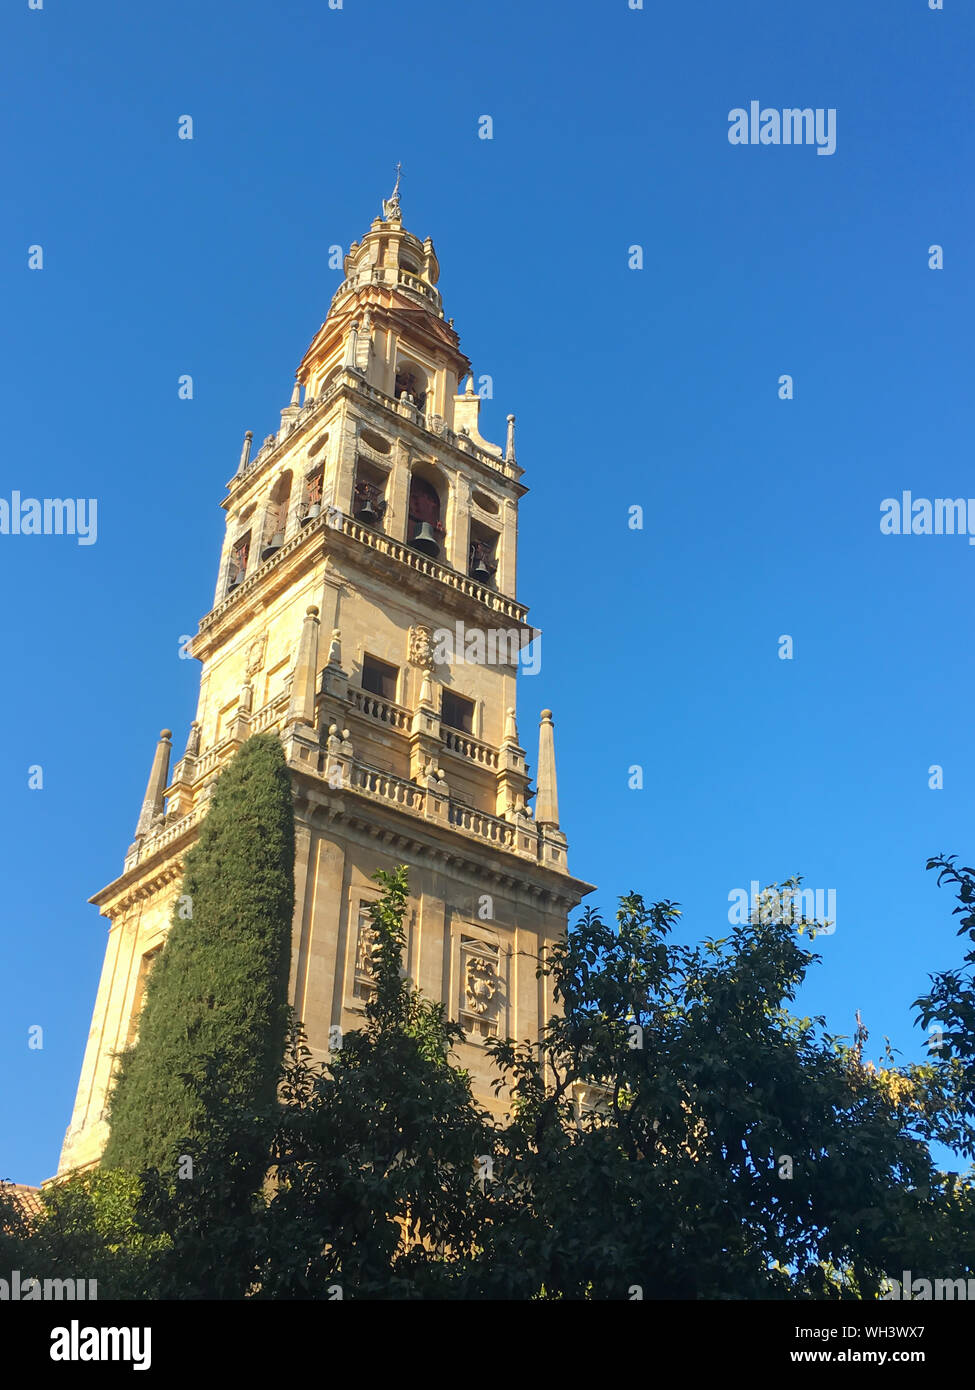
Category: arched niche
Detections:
[
  {"x1": 262, "y1": 469, "x2": 293, "y2": 559},
  {"x1": 407, "y1": 461, "x2": 447, "y2": 558},
  {"x1": 395, "y1": 359, "x2": 429, "y2": 412}
]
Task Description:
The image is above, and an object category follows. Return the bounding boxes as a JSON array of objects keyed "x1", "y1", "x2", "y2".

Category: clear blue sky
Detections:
[{"x1": 2, "y1": 0, "x2": 972, "y2": 1185}]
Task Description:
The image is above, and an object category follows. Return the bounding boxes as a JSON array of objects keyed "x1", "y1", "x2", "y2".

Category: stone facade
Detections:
[{"x1": 58, "y1": 189, "x2": 594, "y2": 1174}]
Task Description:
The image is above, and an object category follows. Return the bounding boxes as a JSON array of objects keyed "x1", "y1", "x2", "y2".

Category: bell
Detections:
[
  {"x1": 300, "y1": 503, "x2": 320, "y2": 525},
  {"x1": 471, "y1": 557, "x2": 493, "y2": 582},
  {"x1": 261, "y1": 531, "x2": 284, "y2": 561},
  {"x1": 411, "y1": 521, "x2": 439, "y2": 556},
  {"x1": 354, "y1": 498, "x2": 379, "y2": 526}
]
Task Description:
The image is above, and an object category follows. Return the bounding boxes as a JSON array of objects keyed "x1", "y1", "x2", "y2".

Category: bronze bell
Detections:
[
  {"x1": 354, "y1": 497, "x2": 379, "y2": 526},
  {"x1": 411, "y1": 521, "x2": 439, "y2": 556},
  {"x1": 471, "y1": 555, "x2": 494, "y2": 581}
]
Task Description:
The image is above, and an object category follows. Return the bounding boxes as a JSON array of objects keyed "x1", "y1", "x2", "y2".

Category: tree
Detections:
[
  {"x1": 8, "y1": 858, "x2": 972, "y2": 1299},
  {"x1": 0, "y1": 1170, "x2": 165, "y2": 1300},
  {"x1": 136, "y1": 867, "x2": 495, "y2": 1299},
  {"x1": 909, "y1": 854, "x2": 975, "y2": 1160},
  {"x1": 475, "y1": 881, "x2": 973, "y2": 1299},
  {"x1": 101, "y1": 733, "x2": 295, "y2": 1179},
  {"x1": 250, "y1": 867, "x2": 495, "y2": 1298}
]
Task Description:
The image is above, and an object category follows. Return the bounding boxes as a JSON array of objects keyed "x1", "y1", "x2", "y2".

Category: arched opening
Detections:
[
  {"x1": 262, "y1": 469, "x2": 292, "y2": 559},
  {"x1": 226, "y1": 531, "x2": 251, "y2": 594},
  {"x1": 395, "y1": 360, "x2": 428, "y2": 412},
  {"x1": 352, "y1": 458, "x2": 388, "y2": 529},
  {"x1": 407, "y1": 466, "x2": 445, "y2": 558},
  {"x1": 469, "y1": 520, "x2": 499, "y2": 586},
  {"x1": 300, "y1": 466, "x2": 324, "y2": 525}
]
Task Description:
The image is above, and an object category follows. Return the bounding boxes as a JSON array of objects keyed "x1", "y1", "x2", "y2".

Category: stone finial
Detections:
[
  {"x1": 535, "y1": 709, "x2": 560, "y2": 829},
  {"x1": 183, "y1": 721, "x2": 201, "y2": 759},
  {"x1": 503, "y1": 706, "x2": 519, "y2": 745},
  {"x1": 287, "y1": 605, "x2": 321, "y2": 727},
  {"x1": 237, "y1": 430, "x2": 253, "y2": 474},
  {"x1": 290, "y1": 380, "x2": 301, "y2": 407},
  {"x1": 465, "y1": 375, "x2": 476, "y2": 396},
  {"x1": 505, "y1": 414, "x2": 516, "y2": 463},
  {"x1": 417, "y1": 670, "x2": 436, "y2": 710},
  {"x1": 343, "y1": 322, "x2": 359, "y2": 370},
  {"x1": 327, "y1": 628, "x2": 342, "y2": 667},
  {"x1": 134, "y1": 729, "x2": 173, "y2": 838},
  {"x1": 340, "y1": 729, "x2": 354, "y2": 757},
  {"x1": 239, "y1": 680, "x2": 253, "y2": 715},
  {"x1": 326, "y1": 724, "x2": 341, "y2": 755}
]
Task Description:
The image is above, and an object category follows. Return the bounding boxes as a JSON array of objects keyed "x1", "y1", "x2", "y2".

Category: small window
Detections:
[
  {"x1": 359, "y1": 428, "x2": 391, "y2": 455},
  {"x1": 362, "y1": 655, "x2": 398, "y2": 702},
  {"x1": 441, "y1": 690, "x2": 474, "y2": 734}
]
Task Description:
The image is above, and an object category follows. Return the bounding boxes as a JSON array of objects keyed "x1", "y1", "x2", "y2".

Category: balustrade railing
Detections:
[
  {"x1": 350, "y1": 763, "x2": 425, "y2": 811},
  {"x1": 133, "y1": 714, "x2": 527, "y2": 871},
  {"x1": 347, "y1": 687, "x2": 411, "y2": 731},
  {"x1": 447, "y1": 800, "x2": 515, "y2": 846},
  {"x1": 441, "y1": 728, "x2": 500, "y2": 769}
]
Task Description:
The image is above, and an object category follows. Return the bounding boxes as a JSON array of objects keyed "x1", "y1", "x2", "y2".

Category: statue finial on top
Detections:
[{"x1": 382, "y1": 162, "x2": 402, "y2": 220}]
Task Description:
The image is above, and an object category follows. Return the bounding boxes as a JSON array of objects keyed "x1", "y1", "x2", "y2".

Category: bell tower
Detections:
[{"x1": 58, "y1": 177, "x2": 594, "y2": 1173}]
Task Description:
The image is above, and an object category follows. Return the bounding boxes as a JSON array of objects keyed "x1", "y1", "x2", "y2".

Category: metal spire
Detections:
[{"x1": 382, "y1": 162, "x2": 402, "y2": 220}]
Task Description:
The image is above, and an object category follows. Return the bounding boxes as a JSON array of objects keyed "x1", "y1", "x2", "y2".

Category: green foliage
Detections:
[
  {"x1": 115, "y1": 868, "x2": 493, "y2": 1298},
  {"x1": 0, "y1": 1170, "x2": 167, "y2": 1299},
  {"x1": 101, "y1": 733, "x2": 295, "y2": 1178},
  {"x1": 252, "y1": 867, "x2": 495, "y2": 1298},
  {"x1": 909, "y1": 854, "x2": 975, "y2": 1159},
  {"x1": 11, "y1": 854, "x2": 974, "y2": 1299},
  {"x1": 476, "y1": 885, "x2": 974, "y2": 1299}
]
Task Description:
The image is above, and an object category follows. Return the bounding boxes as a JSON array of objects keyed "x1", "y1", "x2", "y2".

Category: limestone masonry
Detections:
[{"x1": 59, "y1": 182, "x2": 594, "y2": 1172}]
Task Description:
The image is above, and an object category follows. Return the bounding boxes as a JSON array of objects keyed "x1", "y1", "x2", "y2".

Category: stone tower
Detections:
[{"x1": 58, "y1": 182, "x2": 594, "y2": 1174}]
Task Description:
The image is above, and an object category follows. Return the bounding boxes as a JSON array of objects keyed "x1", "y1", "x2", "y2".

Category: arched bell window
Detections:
[
  {"x1": 352, "y1": 458, "x2": 388, "y2": 530},
  {"x1": 300, "y1": 468, "x2": 324, "y2": 525},
  {"x1": 395, "y1": 362, "x2": 428, "y2": 412},
  {"x1": 262, "y1": 470, "x2": 292, "y2": 560},
  {"x1": 407, "y1": 473, "x2": 444, "y2": 558},
  {"x1": 469, "y1": 522, "x2": 499, "y2": 586},
  {"x1": 226, "y1": 532, "x2": 250, "y2": 594}
]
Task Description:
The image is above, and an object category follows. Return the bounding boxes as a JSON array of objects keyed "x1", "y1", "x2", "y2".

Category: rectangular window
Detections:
[
  {"x1": 361, "y1": 655, "x2": 398, "y2": 702},
  {"x1": 441, "y1": 690, "x2": 474, "y2": 734}
]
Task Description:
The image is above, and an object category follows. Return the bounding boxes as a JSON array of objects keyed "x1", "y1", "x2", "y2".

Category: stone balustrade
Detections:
[
  {"x1": 346, "y1": 687, "x2": 411, "y2": 731},
  {"x1": 330, "y1": 265, "x2": 443, "y2": 313},
  {"x1": 341, "y1": 515, "x2": 527, "y2": 621},
  {"x1": 129, "y1": 713, "x2": 536, "y2": 873},
  {"x1": 441, "y1": 728, "x2": 500, "y2": 769},
  {"x1": 349, "y1": 762, "x2": 426, "y2": 811},
  {"x1": 447, "y1": 800, "x2": 516, "y2": 846}
]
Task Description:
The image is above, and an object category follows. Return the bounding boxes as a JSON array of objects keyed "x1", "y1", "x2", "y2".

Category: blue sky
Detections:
[{"x1": 2, "y1": 0, "x2": 972, "y2": 1184}]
